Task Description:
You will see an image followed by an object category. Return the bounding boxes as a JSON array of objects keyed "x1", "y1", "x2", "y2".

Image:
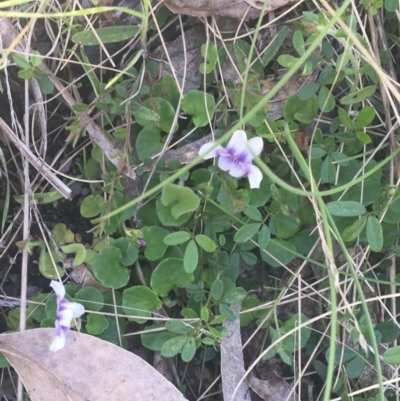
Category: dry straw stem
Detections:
[{"x1": 0, "y1": 118, "x2": 72, "y2": 198}]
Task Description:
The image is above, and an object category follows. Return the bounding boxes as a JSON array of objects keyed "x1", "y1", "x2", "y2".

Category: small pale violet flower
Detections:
[
  {"x1": 199, "y1": 130, "x2": 264, "y2": 189},
  {"x1": 49, "y1": 280, "x2": 85, "y2": 352},
  {"x1": 138, "y1": 238, "x2": 146, "y2": 247}
]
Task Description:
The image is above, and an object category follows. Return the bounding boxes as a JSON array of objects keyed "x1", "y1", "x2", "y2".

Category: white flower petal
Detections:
[
  {"x1": 50, "y1": 322, "x2": 66, "y2": 352},
  {"x1": 50, "y1": 280, "x2": 65, "y2": 300},
  {"x1": 226, "y1": 130, "x2": 247, "y2": 154},
  {"x1": 246, "y1": 164, "x2": 263, "y2": 189},
  {"x1": 247, "y1": 137, "x2": 264, "y2": 158},
  {"x1": 199, "y1": 142, "x2": 223, "y2": 159},
  {"x1": 68, "y1": 302, "x2": 85, "y2": 318}
]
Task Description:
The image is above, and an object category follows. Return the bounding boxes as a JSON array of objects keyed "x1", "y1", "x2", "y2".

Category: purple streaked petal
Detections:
[
  {"x1": 247, "y1": 137, "x2": 263, "y2": 159},
  {"x1": 218, "y1": 156, "x2": 247, "y2": 177},
  {"x1": 58, "y1": 308, "x2": 74, "y2": 328},
  {"x1": 68, "y1": 302, "x2": 85, "y2": 319},
  {"x1": 246, "y1": 164, "x2": 263, "y2": 189},
  {"x1": 199, "y1": 142, "x2": 224, "y2": 159},
  {"x1": 226, "y1": 130, "x2": 247, "y2": 155},
  {"x1": 50, "y1": 321, "x2": 67, "y2": 352}
]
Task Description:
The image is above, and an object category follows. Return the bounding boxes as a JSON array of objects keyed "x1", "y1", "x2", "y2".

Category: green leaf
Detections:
[
  {"x1": 72, "y1": 25, "x2": 139, "y2": 45},
  {"x1": 136, "y1": 126, "x2": 164, "y2": 161},
  {"x1": 320, "y1": 155, "x2": 335, "y2": 183},
  {"x1": 261, "y1": 26, "x2": 289, "y2": 66},
  {"x1": 92, "y1": 246, "x2": 130, "y2": 289},
  {"x1": 161, "y1": 335, "x2": 188, "y2": 358},
  {"x1": 74, "y1": 286, "x2": 104, "y2": 311},
  {"x1": 277, "y1": 54, "x2": 298, "y2": 68},
  {"x1": 200, "y1": 42, "x2": 218, "y2": 74},
  {"x1": 17, "y1": 69, "x2": 34, "y2": 79},
  {"x1": 30, "y1": 51, "x2": 42, "y2": 67},
  {"x1": 318, "y1": 86, "x2": 335, "y2": 112},
  {"x1": 261, "y1": 239, "x2": 296, "y2": 268},
  {"x1": 181, "y1": 337, "x2": 196, "y2": 362},
  {"x1": 156, "y1": 198, "x2": 192, "y2": 226},
  {"x1": 366, "y1": 215, "x2": 383, "y2": 252},
  {"x1": 338, "y1": 107, "x2": 354, "y2": 129},
  {"x1": 210, "y1": 279, "x2": 224, "y2": 300},
  {"x1": 273, "y1": 214, "x2": 300, "y2": 239},
  {"x1": 355, "y1": 130, "x2": 372, "y2": 144},
  {"x1": 39, "y1": 247, "x2": 65, "y2": 280},
  {"x1": 385, "y1": 0, "x2": 398, "y2": 12},
  {"x1": 112, "y1": 237, "x2": 139, "y2": 266},
  {"x1": 0, "y1": 353, "x2": 10, "y2": 368},
  {"x1": 141, "y1": 324, "x2": 177, "y2": 351},
  {"x1": 384, "y1": 345, "x2": 400, "y2": 364},
  {"x1": 219, "y1": 303, "x2": 237, "y2": 321},
  {"x1": 85, "y1": 313, "x2": 109, "y2": 335},
  {"x1": 143, "y1": 97, "x2": 177, "y2": 133},
  {"x1": 151, "y1": 258, "x2": 194, "y2": 296},
  {"x1": 201, "y1": 306, "x2": 209, "y2": 322},
  {"x1": 142, "y1": 226, "x2": 169, "y2": 261},
  {"x1": 234, "y1": 223, "x2": 260, "y2": 243},
  {"x1": 164, "y1": 231, "x2": 191, "y2": 246},
  {"x1": 195, "y1": 234, "x2": 216, "y2": 252},
  {"x1": 243, "y1": 205, "x2": 262, "y2": 221},
  {"x1": 60, "y1": 243, "x2": 86, "y2": 266},
  {"x1": 292, "y1": 30, "x2": 305, "y2": 56},
  {"x1": 181, "y1": 90, "x2": 215, "y2": 127},
  {"x1": 340, "y1": 85, "x2": 376, "y2": 105},
  {"x1": 326, "y1": 201, "x2": 366, "y2": 216},
  {"x1": 258, "y1": 225, "x2": 271, "y2": 249},
  {"x1": 184, "y1": 240, "x2": 198, "y2": 273},
  {"x1": 161, "y1": 183, "x2": 200, "y2": 219},
  {"x1": 308, "y1": 147, "x2": 327, "y2": 159},
  {"x1": 166, "y1": 320, "x2": 193, "y2": 335},
  {"x1": 80, "y1": 194, "x2": 103, "y2": 218},
  {"x1": 342, "y1": 216, "x2": 367, "y2": 242},
  {"x1": 355, "y1": 106, "x2": 375, "y2": 128},
  {"x1": 13, "y1": 53, "x2": 31, "y2": 69},
  {"x1": 298, "y1": 82, "x2": 320, "y2": 101},
  {"x1": 376, "y1": 321, "x2": 400, "y2": 343},
  {"x1": 222, "y1": 287, "x2": 246, "y2": 304},
  {"x1": 284, "y1": 94, "x2": 318, "y2": 124},
  {"x1": 36, "y1": 74, "x2": 54, "y2": 94},
  {"x1": 122, "y1": 286, "x2": 162, "y2": 323},
  {"x1": 52, "y1": 223, "x2": 74, "y2": 247}
]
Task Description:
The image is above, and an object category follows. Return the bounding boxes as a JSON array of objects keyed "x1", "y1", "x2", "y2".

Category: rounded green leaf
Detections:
[
  {"x1": 136, "y1": 126, "x2": 164, "y2": 161},
  {"x1": 298, "y1": 82, "x2": 320, "y2": 100},
  {"x1": 60, "y1": 243, "x2": 86, "y2": 266},
  {"x1": 142, "y1": 226, "x2": 169, "y2": 261},
  {"x1": 161, "y1": 183, "x2": 200, "y2": 219},
  {"x1": 181, "y1": 90, "x2": 215, "y2": 127},
  {"x1": 200, "y1": 42, "x2": 218, "y2": 74},
  {"x1": 261, "y1": 239, "x2": 296, "y2": 268},
  {"x1": 234, "y1": 223, "x2": 260, "y2": 243},
  {"x1": 164, "y1": 231, "x2": 191, "y2": 246},
  {"x1": 384, "y1": 345, "x2": 400, "y2": 364},
  {"x1": 184, "y1": 240, "x2": 198, "y2": 273},
  {"x1": 112, "y1": 237, "x2": 139, "y2": 266},
  {"x1": 141, "y1": 324, "x2": 177, "y2": 351},
  {"x1": 355, "y1": 106, "x2": 375, "y2": 129},
  {"x1": 366, "y1": 215, "x2": 383, "y2": 252},
  {"x1": 222, "y1": 287, "x2": 247, "y2": 304},
  {"x1": 80, "y1": 194, "x2": 103, "y2": 218},
  {"x1": 161, "y1": 335, "x2": 188, "y2": 358},
  {"x1": 345, "y1": 356, "x2": 365, "y2": 379},
  {"x1": 85, "y1": 313, "x2": 109, "y2": 335},
  {"x1": 181, "y1": 337, "x2": 196, "y2": 362},
  {"x1": 326, "y1": 201, "x2": 366, "y2": 217},
  {"x1": 52, "y1": 223, "x2": 74, "y2": 247},
  {"x1": 143, "y1": 97, "x2": 177, "y2": 133},
  {"x1": 151, "y1": 258, "x2": 194, "y2": 296},
  {"x1": 195, "y1": 234, "x2": 216, "y2": 252},
  {"x1": 92, "y1": 246, "x2": 130, "y2": 289},
  {"x1": 74, "y1": 287, "x2": 104, "y2": 311},
  {"x1": 122, "y1": 286, "x2": 162, "y2": 323}
]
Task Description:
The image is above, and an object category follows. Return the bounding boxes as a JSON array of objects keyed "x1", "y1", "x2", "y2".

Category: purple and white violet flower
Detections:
[
  {"x1": 49, "y1": 280, "x2": 85, "y2": 352},
  {"x1": 199, "y1": 130, "x2": 264, "y2": 189}
]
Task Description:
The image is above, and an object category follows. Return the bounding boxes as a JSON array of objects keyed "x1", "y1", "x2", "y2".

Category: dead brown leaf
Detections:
[
  {"x1": 163, "y1": 0, "x2": 298, "y2": 19},
  {"x1": 0, "y1": 329, "x2": 188, "y2": 401}
]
